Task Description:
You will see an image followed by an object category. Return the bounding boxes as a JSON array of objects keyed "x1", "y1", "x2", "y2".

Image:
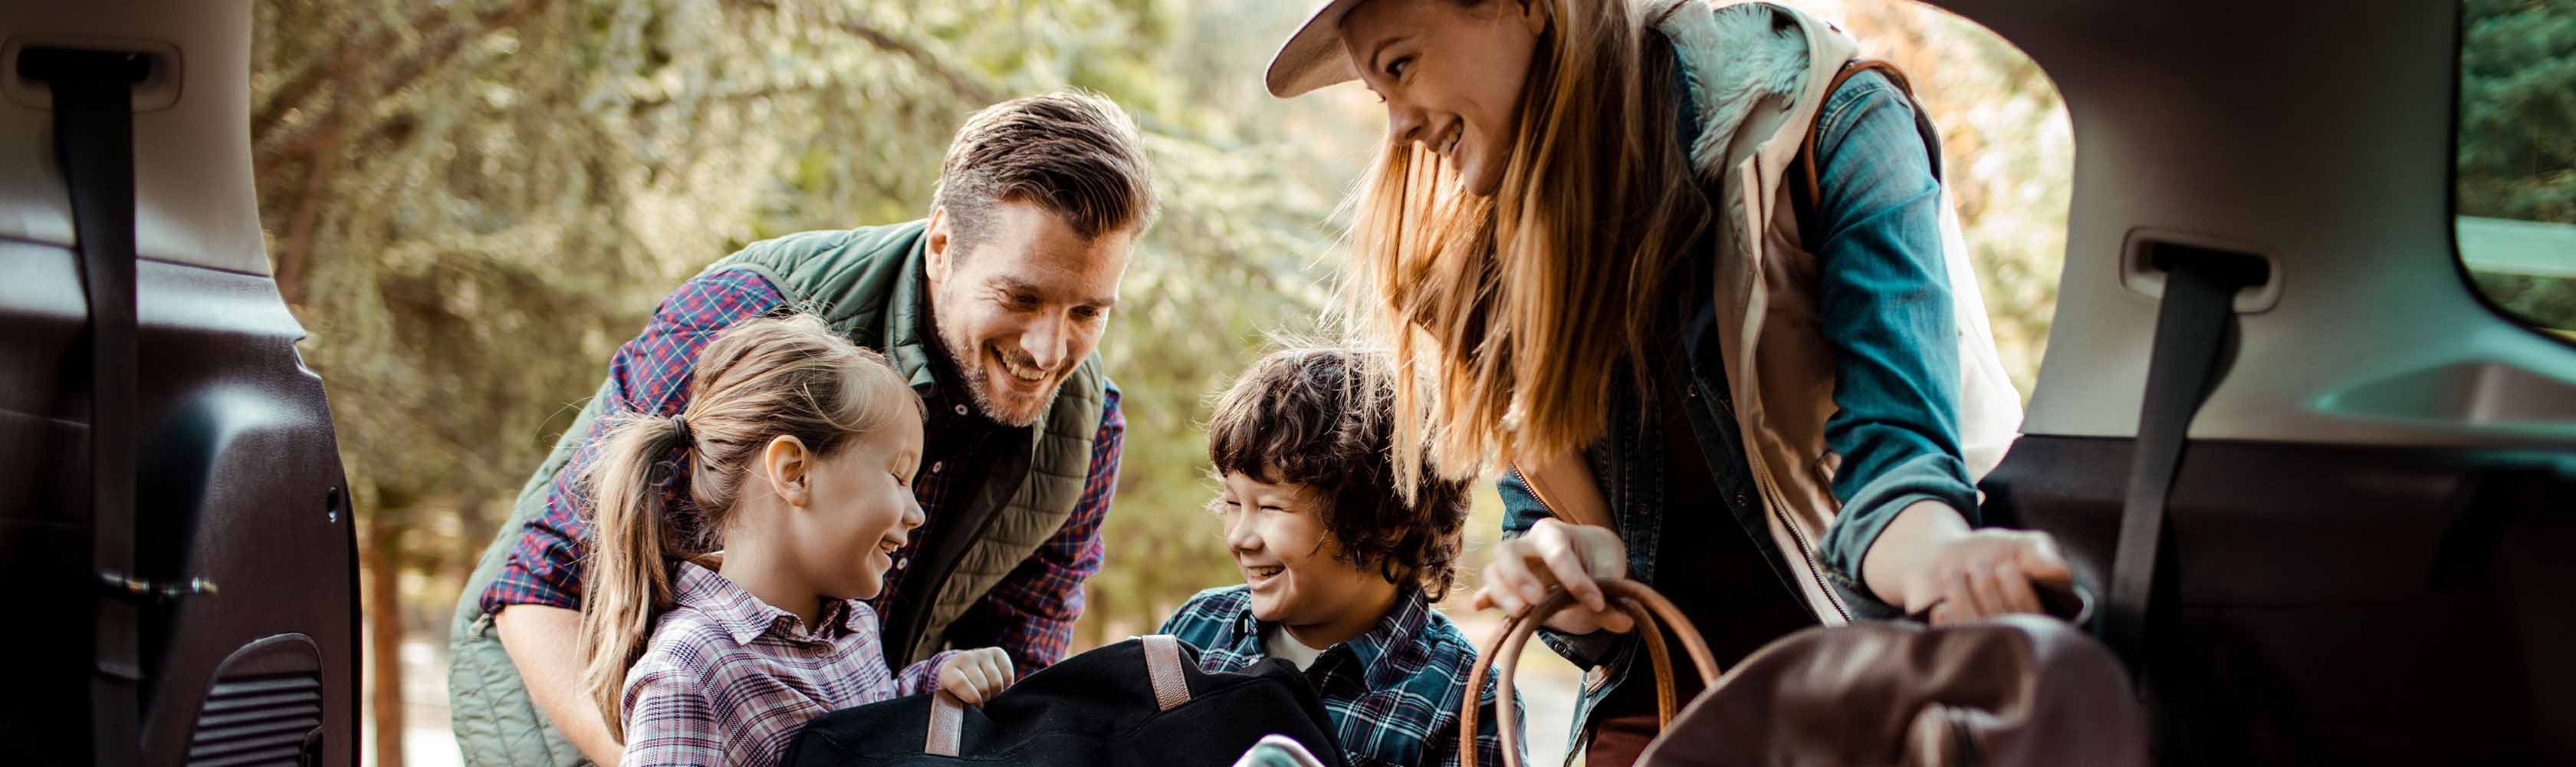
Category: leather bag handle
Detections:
[
  {"x1": 925, "y1": 634, "x2": 1193, "y2": 756},
  {"x1": 1461, "y1": 579, "x2": 1720, "y2": 767}
]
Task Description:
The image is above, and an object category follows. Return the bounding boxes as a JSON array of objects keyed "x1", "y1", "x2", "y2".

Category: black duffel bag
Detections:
[{"x1": 781, "y1": 634, "x2": 1349, "y2": 766}]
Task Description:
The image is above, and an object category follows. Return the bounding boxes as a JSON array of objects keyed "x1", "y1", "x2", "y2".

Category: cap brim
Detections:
[{"x1": 1265, "y1": 0, "x2": 1365, "y2": 98}]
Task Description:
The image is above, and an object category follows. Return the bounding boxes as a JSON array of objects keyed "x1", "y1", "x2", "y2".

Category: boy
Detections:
[{"x1": 1159, "y1": 348, "x2": 1523, "y2": 767}]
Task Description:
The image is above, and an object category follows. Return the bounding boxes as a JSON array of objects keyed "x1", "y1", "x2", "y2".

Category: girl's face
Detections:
[
  {"x1": 1215, "y1": 472, "x2": 1394, "y2": 632},
  {"x1": 783, "y1": 414, "x2": 927, "y2": 602},
  {"x1": 1339, "y1": 0, "x2": 1548, "y2": 196}
]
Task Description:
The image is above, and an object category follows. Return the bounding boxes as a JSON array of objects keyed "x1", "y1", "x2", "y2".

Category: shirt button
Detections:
[{"x1": 953, "y1": 404, "x2": 968, "y2": 416}]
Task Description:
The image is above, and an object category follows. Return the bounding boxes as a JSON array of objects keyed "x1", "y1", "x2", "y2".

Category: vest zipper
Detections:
[{"x1": 904, "y1": 479, "x2": 1020, "y2": 663}]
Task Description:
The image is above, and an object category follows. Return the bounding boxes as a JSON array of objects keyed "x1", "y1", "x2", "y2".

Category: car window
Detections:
[{"x1": 2456, "y1": 0, "x2": 2576, "y2": 338}]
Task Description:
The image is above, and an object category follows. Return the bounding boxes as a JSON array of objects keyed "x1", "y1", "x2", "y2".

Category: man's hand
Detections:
[
  {"x1": 493, "y1": 604, "x2": 624, "y2": 766},
  {"x1": 938, "y1": 647, "x2": 1015, "y2": 705},
  {"x1": 1864, "y1": 500, "x2": 2075, "y2": 625},
  {"x1": 1469, "y1": 518, "x2": 1636, "y2": 634}
]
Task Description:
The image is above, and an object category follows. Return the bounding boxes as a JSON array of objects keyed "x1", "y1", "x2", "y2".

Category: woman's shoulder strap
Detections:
[{"x1": 1796, "y1": 59, "x2": 1919, "y2": 209}]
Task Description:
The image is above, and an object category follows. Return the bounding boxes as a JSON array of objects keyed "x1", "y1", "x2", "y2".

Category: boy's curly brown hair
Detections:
[{"x1": 1205, "y1": 347, "x2": 1474, "y2": 600}]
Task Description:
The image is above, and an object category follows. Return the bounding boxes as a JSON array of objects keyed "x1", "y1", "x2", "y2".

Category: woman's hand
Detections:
[
  {"x1": 937, "y1": 647, "x2": 1014, "y2": 705},
  {"x1": 1470, "y1": 518, "x2": 1636, "y2": 634},
  {"x1": 1908, "y1": 528, "x2": 2073, "y2": 624},
  {"x1": 1865, "y1": 500, "x2": 2075, "y2": 625}
]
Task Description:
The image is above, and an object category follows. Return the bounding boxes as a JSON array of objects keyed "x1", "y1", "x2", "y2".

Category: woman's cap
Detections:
[{"x1": 1267, "y1": 0, "x2": 1368, "y2": 98}]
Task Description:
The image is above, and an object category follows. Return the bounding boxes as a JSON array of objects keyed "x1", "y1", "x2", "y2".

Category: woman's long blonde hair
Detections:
[
  {"x1": 1340, "y1": 0, "x2": 1708, "y2": 489},
  {"x1": 576, "y1": 313, "x2": 920, "y2": 739}
]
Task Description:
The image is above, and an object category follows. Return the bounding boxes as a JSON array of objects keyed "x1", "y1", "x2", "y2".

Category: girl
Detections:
[
  {"x1": 1261, "y1": 1, "x2": 2069, "y2": 762},
  {"x1": 577, "y1": 314, "x2": 1015, "y2": 767}
]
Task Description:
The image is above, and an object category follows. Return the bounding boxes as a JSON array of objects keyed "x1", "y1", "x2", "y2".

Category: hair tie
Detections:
[{"x1": 669, "y1": 415, "x2": 693, "y2": 449}]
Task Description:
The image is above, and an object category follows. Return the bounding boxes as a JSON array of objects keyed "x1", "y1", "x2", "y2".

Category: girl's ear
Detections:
[{"x1": 762, "y1": 434, "x2": 813, "y2": 508}]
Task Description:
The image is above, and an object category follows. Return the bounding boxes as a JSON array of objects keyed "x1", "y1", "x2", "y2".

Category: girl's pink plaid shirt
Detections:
[{"x1": 618, "y1": 561, "x2": 957, "y2": 767}]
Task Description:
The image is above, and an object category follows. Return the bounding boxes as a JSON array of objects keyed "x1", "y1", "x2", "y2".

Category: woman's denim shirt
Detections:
[{"x1": 1495, "y1": 67, "x2": 1982, "y2": 749}]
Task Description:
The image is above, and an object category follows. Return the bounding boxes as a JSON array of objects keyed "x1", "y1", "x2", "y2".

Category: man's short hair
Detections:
[
  {"x1": 1206, "y1": 347, "x2": 1474, "y2": 600},
  {"x1": 932, "y1": 90, "x2": 1160, "y2": 245}
]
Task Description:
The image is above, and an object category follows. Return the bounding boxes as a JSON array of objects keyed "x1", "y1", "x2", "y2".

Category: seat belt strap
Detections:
[
  {"x1": 26, "y1": 46, "x2": 151, "y2": 766},
  {"x1": 2104, "y1": 244, "x2": 2268, "y2": 676}
]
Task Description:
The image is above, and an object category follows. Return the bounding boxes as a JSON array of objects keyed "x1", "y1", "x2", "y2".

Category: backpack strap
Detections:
[
  {"x1": 1794, "y1": 59, "x2": 1917, "y2": 232},
  {"x1": 1142, "y1": 634, "x2": 1191, "y2": 711}
]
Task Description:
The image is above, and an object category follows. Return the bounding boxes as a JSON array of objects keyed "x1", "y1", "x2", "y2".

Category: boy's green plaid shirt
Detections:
[{"x1": 1160, "y1": 585, "x2": 1524, "y2": 767}]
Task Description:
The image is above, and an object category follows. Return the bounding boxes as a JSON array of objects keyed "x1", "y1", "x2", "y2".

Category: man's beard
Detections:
[{"x1": 938, "y1": 327, "x2": 1063, "y2": 428}]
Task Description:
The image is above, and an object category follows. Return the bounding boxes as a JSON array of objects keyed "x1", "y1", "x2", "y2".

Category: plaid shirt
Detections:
[
  {"x1": 1158, "y1": 586, "x2": 1523, "y2": 767},
  {"x1": 480, "y1": 267, "x2": 1123, "y2": 673},
  {"x1": 620, "y1": 561, "x2": 957, "y2": 767}
]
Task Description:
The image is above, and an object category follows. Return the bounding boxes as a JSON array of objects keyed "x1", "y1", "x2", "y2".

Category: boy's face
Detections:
[{"x1": 1216, "y1": 471, "x2": 1395, "y2": 630}]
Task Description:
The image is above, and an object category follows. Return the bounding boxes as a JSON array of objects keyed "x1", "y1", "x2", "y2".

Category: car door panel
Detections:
[{"x1": 0, "y1": 0, "x2": 359, "y2": 762}]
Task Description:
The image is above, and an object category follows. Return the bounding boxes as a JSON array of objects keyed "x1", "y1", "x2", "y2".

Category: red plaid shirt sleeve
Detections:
[
  {"x1": 944, "y1": 386, "x2": 1122, "y2": 675},
  {"x1": 478, "y1": 269, "x2": 787, "y2": 614}
]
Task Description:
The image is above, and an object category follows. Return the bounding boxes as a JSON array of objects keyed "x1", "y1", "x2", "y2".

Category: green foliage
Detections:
[
  {"x1": 2461, "y1": 0, "x2": 2576, "y2": 224},
  {"x1": 2459, "y1": 0, "x2": 2576, "y2": 332}
]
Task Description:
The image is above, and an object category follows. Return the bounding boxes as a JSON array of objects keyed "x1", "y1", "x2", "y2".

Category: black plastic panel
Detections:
[
  {"x1": 0, "y1": 239, "x2": 355, "y2": 766},
  {"x1": 184, "y1": 634, "x2": 324, "y2": 767},
  {"x1": 1982, "y1": 435, "x2": 2576, "y2": 764}
]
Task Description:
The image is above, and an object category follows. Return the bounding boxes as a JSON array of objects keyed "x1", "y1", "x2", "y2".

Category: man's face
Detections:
[{"x1": 924, "y1": 199, "x2": 1132, "y2": 426}]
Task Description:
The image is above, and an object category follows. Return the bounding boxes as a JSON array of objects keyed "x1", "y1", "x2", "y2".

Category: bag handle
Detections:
[
  {"x1": 1461, "y1": 579, "x2": 1720, "y2": 767},
  {"x1": 924, "y1": 634, "x2": 1192, "y2": 756}
]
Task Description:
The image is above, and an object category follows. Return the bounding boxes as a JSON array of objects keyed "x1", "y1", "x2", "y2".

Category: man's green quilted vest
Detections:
[{"x1": 444, "y1": 221, "x2": 1107, "y2": 765}]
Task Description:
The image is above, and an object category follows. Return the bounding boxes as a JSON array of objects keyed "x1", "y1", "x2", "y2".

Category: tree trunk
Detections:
[{"x1": 362, "y1": 520, "x2": 407, "y2": 767}]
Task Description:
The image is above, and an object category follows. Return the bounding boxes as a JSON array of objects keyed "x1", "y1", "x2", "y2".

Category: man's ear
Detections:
[
  {"x1": 761, "y1": 434, "x2": 813, "y2": 508},
  {"x1": 925, "y1": 206, "x2": 956, "y2": 287}
]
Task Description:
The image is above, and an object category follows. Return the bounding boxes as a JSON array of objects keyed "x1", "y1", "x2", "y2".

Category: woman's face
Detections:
[{"x1": 1339, "y1": 0, "x2": 1548, "y2": 196}]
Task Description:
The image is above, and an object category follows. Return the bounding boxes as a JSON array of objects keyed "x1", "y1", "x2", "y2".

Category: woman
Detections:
[{"x1": 1263, "y1": 0, "x2": 2072, "y2": 762}]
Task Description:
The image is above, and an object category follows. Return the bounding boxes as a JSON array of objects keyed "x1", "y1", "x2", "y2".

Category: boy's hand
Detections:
[{"x1": 937, "y1": 647, "x2": 1014, "y2": 705}]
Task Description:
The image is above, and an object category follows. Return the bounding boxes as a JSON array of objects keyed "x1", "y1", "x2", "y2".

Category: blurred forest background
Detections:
[
  {"x1": 247, "y1": 0, "x2": 2082, "y2": 765},
  {"x1": 2458, "y1": 0, "x2": 2576, "y2": 337}
]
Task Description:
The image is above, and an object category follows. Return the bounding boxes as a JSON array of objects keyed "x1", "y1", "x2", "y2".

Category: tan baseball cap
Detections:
[{"x1": 1265, "y1": 0, "x2": 1371, "y2": 98}]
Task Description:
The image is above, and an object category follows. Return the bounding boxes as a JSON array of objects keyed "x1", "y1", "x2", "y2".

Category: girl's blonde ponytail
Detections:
[{"x1": 577, "y1": 413, "x2": 692, "y2": 741}]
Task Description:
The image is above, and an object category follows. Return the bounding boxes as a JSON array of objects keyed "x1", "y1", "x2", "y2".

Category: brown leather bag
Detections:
[{"x1": 1464, "y1": 579, "x2": 2147, "y2": 767}]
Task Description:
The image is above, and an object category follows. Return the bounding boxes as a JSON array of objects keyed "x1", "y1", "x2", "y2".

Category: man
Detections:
[{"x1": 445, "y1": 91, "x2": 1158, "y2": 765}]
